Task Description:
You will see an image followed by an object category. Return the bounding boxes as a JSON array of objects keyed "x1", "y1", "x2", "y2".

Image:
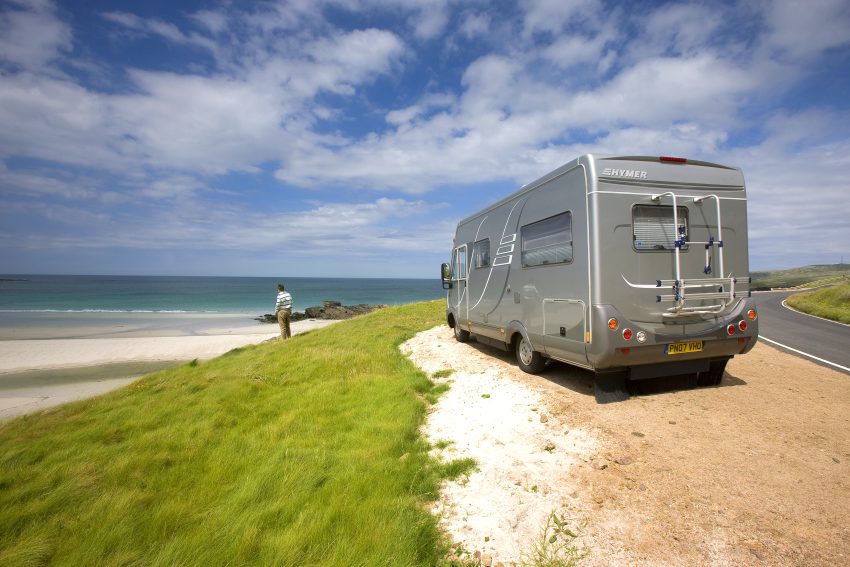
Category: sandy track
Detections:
[{"x1": 402, "y1": 326, "x2": 850, "y2": 566}]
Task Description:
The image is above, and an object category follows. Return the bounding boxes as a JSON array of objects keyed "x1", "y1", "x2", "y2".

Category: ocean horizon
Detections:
[{"x1": 0, "y1": 274, "x2": 444, "y2": 314}]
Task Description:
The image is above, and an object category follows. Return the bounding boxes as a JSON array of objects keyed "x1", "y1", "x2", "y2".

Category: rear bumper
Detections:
[{"x1": 587, "y1": 299, "x2": 759, "y2": 372}]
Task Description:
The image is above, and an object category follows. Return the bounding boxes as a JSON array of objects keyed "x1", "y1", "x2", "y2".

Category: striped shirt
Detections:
[{"x1": 275, "y1": 291, "x2": 292, "y2": 312}]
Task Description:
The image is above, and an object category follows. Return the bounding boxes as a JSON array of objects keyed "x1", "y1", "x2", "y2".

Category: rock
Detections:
[
  {"x1": 615, "y1": 456, "x2": 634, "y2": 466},
  {"x1": 481, "y1": 553, "x2": 493, "y2": 566},
  {"x1": 255, "y1": 301, "x2": 387, "y2": 323},
  {"x1": 631, "y1": 431, "x2": 645, "y2": 437},
  {"x1": 539, "y1": 413, "x2": 549, "y2": 423},
  {"x1": 591, "y1": 460, "x2": 608, "y2": 470}
]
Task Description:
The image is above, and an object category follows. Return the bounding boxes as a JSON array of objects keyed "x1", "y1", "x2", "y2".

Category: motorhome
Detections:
[{"x1": 440, "y1": 155, "x2": 758, "y2": 402}]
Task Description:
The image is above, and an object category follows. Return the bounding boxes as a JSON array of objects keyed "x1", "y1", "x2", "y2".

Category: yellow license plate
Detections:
[{"x1": 665, "y1": 340, "x2": 703, "y2": 355}]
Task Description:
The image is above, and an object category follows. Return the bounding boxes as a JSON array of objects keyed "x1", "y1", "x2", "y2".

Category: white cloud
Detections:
[
  {"x1": 458, "y1": 11, "x2": 491, "y2": 39},
  {"x1": 520, "y1": 0, "x2": 602, "y2": 37},
  {"x1": 762, "y1": 0, "x2": 850, "y2": 62},
  {"x1": 0, "y1": 0, "x2": 71, "y2": 70}
]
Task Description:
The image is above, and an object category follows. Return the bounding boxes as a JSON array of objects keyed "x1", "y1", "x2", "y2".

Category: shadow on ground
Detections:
[{"x1": 463, "y1": 337, "x2": 747, "y2": 400}]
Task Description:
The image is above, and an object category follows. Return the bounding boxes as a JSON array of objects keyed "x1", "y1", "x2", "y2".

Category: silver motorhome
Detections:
[{"x1": 440, "y1": 155, "x2": 759, "y2": 402}]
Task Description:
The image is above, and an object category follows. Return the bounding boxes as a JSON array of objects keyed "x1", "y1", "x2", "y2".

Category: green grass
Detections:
[
  {"x1": 750, "y1": 263, "x2": 850, "y2": 290},
  {"x1": 520, "y1": 511, "x2": 587, "y2": 567},
  {"x1": 0, "y1": 300, "x2": 468, "y2": 566},
  {"x1": 785, "y1": 282, "x2": 850, "y2": 324}
]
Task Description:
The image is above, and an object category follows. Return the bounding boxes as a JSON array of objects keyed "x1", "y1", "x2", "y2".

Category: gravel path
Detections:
[{"x1": 402, "y1": 326, "x2": 850, "y2": 566}]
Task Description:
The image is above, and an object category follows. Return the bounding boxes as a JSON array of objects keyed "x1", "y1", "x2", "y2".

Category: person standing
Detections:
[{"x1": 275, "y1": 283, "x2": 292, "y2": 339}]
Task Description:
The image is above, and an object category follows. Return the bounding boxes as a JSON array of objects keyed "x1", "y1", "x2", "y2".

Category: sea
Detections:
[{"x1": 0, "y1": 275, "x2": 444, "y2": 314}]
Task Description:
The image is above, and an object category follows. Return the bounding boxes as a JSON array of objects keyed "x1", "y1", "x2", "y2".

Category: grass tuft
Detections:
[{"x1": 520, "y1": 511, "x2": 587, "y2": 567}]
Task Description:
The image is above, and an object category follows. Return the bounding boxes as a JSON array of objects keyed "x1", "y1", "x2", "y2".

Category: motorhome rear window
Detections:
[
  {"x1": 521, "y1": 212, "x2": 573, "y2": 267},
  {"x1": 633, "y1": 205, "x2": 689, "y2": 250},
  {"x1": 473, "y1": 239, "x2": 490, "y2": 269}
]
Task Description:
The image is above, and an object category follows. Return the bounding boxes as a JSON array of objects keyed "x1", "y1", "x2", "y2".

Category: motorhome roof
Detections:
[{"x1": 456, "y1": 154, "x2": 742, "y2": 227}]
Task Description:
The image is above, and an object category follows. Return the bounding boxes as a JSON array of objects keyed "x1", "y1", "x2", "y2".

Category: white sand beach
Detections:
[{"x1": 0, "y1": 314, "x2": 338, "y2": 421}]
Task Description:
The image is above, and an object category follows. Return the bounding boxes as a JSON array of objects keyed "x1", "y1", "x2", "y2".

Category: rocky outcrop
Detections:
[{"x1": 255, "y1": 301, "x2": 387, "y2": 323}]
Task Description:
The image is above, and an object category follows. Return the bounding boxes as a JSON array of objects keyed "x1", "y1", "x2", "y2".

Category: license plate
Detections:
[{"x1": 665, "y1": 340, "x2": 703, "y2": 355}]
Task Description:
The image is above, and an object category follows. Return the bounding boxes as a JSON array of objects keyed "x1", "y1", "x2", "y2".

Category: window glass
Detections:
[
  {"x1": 633, "y1": 205, "x2": 689, "y2": 250},
  {"x1": 473, "y1": 239, "x2": 490, "y2": 269},
  {"x1": 521, "y1": 212, "x2": 572, "y2": 267},
  {"x1": 456, "y1": 247, "x2": 467, "y2": 279}
]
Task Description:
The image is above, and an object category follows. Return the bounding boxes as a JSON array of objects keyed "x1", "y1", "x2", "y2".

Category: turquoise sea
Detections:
[{"x1": 0, "y1": 275, "x2": 444, "y2": 314}]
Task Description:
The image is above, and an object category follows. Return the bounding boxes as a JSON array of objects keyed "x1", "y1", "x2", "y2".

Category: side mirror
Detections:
[{"x1": 440, "y1": 262, "x2": 452, "y2": 289}]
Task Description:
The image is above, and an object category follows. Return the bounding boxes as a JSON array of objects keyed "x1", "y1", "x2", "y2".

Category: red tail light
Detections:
[
  {"x1": 660, "y1": 156, "x2": 687, "y2": 163},
  {"x1": 622, "y1": 328, "x2": 633, "y2": 340},
  {"x1": 727, "y1": 324, "x2": 736, "y2": 335},
  {"x1": 738, "y1": 320, "x2": 747, "y2": 332}
]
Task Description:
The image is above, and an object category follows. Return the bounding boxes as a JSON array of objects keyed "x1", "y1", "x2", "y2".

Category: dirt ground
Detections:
[{"x1": 402, "y1": 326, "x2": 850, "y2": 566}]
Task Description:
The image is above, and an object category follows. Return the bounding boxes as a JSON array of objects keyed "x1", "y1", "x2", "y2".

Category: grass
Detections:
[
  {"x1": 520, "y1": 512, "x2": 587, "y2": 567},
  {"x1": 750, "y1": 263, "x2": 850, "y2": 290},
  {"x1": 785, "y1": 282, "x2": 850, "y2": 324},
  {"x1": 0, "y1": 300, "x2": 471, "y2": 566}
]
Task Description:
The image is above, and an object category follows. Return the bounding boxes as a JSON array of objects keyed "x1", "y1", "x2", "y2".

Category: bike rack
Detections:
[{"x1": 650, "y1": 192, "x2": 749, "y2": 317}]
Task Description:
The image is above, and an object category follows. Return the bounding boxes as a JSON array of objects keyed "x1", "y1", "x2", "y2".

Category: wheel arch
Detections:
[{"x1": 505, "y1": 321, "x2": 532, "y2": 351}]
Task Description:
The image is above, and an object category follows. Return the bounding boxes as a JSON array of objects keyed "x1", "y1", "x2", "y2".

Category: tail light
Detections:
[
  {"x1": 727, "y1": 324, "x2": 736, "y2": 335},
  {"x1": 660, "y1": 156, "x2": 688, "y2": 163},
  {"x1": 608, "y1": 318, "x2": 619, "y2": 330},
  {"x1": 738, "y1": 320, "x2": 747, "y2": 332},
  {"x1": 747, "y1": 309, "x2": 757, "y2": 320},
  {"x1": 622, "y1": 328, "x2": 633, "y2": 340}
]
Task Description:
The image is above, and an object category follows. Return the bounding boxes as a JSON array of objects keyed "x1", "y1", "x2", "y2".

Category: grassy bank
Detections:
[
  {"x1": 785, "y1": 282, "x2": 850, "y2": 324},
  {"x1": 750, "y1": 263, "x2": 850, "y2": 290},
  {"x1": 0, "y1": 300, "x2": 466, "y2": 566}
]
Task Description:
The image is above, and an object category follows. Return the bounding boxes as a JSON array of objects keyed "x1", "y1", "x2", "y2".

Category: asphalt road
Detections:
[{"x1": 752, "y1": 290, "x2": 850, "y2": 374}]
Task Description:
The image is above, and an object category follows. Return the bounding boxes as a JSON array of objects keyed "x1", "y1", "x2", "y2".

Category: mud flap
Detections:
[{"x1": 594, "y1": 371, "x2": 630, "y2": 404}]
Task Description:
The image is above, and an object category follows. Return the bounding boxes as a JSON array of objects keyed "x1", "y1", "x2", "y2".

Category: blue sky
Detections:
[{"x1": 1, "y1": 0, "x2": 849, "y2": 278}]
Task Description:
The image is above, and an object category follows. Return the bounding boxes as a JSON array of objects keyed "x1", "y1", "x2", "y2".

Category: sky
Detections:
[{"x1": 1, "y1": 0, "x2": 849, "y2": 278}]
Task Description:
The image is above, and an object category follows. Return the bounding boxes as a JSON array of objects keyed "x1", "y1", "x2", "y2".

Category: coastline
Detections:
[{"x1": 0, "y1": 312, "x2": 338, "y2": 421}]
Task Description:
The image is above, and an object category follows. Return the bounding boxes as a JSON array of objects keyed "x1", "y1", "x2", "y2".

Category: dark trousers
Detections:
[{"x1": 277, "y1": 309, "x2": 291, "y2": 339}]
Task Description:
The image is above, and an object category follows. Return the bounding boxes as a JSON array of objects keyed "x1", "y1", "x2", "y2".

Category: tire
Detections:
[
  {"x1": 594, "y1": 371, "x2": 630, "y2": 404},
  {"x1": 697, "y1": 359, "x2": 727, "y2": 387},
  {"x1": 453, "y1": 322, "x2": 470, "y2": 343},
  {"x1": 515, "y1": 335, "x2": 546, "y2": 374}
]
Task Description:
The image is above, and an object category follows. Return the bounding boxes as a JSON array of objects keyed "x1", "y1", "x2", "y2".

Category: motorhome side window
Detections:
[
  {"x1": 633, "y1": 205, "x2": 689, "y2": 251},
  {"x1": 473, "y1": 239, "x2": 490, "y2": 269},
  {"x1": 521, "y1": 212, "x2": 573, "y2": 268}
]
